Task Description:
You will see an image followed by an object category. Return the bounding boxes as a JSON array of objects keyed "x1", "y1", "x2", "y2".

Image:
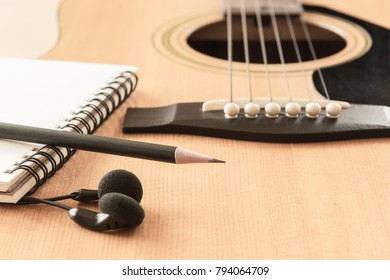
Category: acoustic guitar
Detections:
[{"x1": 1, "y1": 0, "x2": 389, "y2": 260}]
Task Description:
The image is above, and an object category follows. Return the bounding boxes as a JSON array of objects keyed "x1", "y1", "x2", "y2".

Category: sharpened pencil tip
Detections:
[
  {"x1": 210, "y1": 158, "x2": 225, "y2": 163},
  {"x1": 175, "y1": 147, "x2": 226, "y2": 164}
]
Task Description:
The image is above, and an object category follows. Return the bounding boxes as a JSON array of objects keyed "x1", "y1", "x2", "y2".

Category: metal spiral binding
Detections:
[{"x1": 10, "y1": 71, "x2": 138, "y2": 195}]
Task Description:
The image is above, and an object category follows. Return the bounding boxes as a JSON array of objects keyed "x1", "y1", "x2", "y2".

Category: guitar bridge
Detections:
[{"x1": 122, "y1": 103, "x2": 390, "y2": 143}]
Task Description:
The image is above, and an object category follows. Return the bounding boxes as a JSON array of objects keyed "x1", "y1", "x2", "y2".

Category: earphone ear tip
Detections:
[
  {"x1": 99, "y1": 192, "x2": 144, "y2": 229},
  {"x1": 98, "y1": 169, "x2": 143, "y2": 202}
]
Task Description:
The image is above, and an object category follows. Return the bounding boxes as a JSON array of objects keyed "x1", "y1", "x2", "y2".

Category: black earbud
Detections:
[{"x1": 18, "y1": 169, "x2": 145, "y2": 232}]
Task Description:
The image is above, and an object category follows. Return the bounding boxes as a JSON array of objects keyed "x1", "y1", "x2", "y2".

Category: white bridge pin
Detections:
[
  {"x1": 224, "y1": 102, "x2": 240, "y2": 119},
  {"x1": 265, "y1": 102, "x2": 281, "y2": 118},
  {"x1": 305, "y1": 102, "x2": 321, "y2": 118},
  {"x1": 244, "y1": 102, "x2": 260, "y2": 118},
  {"x1": 326, "y1": 102, "x2": 342, "y2": 118},
  {"x1": 285, "y1": 102, "x2": 301, "y2": 118}
]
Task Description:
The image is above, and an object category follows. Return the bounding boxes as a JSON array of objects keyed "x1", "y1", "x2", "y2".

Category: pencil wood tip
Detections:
[{"x1": 175, "y1": 147, "x2": 225, "y2": 164}]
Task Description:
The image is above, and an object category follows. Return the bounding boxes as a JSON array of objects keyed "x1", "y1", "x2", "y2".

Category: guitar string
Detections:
[
  {"x1": 226, "y1": 0, "x2": 234, "y2": 103},
  {"x1": 226, "y1": 1, "x2": 326, "y2": 107},
  {"x1": 240, "y1": 0, "x2": 254, "y2": 103},
  {"x1": 284, "y1": 10, "x2": 312, "y2": 101},
  {"x1": 268, "y1": 0, "x2": 293, "y2": 101},
  {"x1": 254, "y1": 1, "x2": 273, "y2": 101},
  {"x1": 299, "y1": 13, "x2": 331, "y2": 100}
]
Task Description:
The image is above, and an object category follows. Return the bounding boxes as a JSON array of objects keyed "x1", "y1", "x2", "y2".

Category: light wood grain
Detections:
[{"x1": 0, "y1": 0, "x2": 389, "y2": 260}]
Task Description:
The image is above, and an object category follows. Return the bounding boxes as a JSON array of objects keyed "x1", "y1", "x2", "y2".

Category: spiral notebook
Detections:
[{"x1": 0, "y1": 58, "x2": 137, "y2": 203}]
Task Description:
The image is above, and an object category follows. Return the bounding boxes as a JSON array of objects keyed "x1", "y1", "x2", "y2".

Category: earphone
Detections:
[{"x1": 17, "y1": 169, "x2": 145, "y2": 232}]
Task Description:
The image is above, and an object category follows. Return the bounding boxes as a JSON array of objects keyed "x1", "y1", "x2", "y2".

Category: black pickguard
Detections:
[{"x1": 306, "y1": 5, "x2": 390, "y2": 106}]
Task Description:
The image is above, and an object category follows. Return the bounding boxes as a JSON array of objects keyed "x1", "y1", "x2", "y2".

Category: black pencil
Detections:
[{"x1": 0, "y1": 122, "x2": 224, "y2": 164}]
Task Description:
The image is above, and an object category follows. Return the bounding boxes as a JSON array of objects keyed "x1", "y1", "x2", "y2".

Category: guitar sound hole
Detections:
[{"x1": 187, "y1": 15, "x2": 346, "y2": 64}]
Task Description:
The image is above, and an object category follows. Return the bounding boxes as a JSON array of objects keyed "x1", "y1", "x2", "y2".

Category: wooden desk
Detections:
[{"x1": 1, "y1": 0, "x2": 390, "y2": 259}]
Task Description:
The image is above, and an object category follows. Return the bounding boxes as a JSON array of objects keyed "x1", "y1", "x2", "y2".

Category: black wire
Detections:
[
  {"x1": 18, "y1": 196, "x2": 72, "y2": 211},
  {"x1": 44, "y1": 194, "x2": 77, "y2": 201}
]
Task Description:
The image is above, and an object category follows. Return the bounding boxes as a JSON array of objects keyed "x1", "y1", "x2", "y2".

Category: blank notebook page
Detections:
[{"x1": 0, "y1": 58, "x2": 136, "y2": 191}]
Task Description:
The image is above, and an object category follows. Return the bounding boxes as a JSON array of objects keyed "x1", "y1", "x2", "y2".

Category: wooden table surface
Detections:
[{"x1": 0, "y1": 0, "x2": 390, "y2": 259}]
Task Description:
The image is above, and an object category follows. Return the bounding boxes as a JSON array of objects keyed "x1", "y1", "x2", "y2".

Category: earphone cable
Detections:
[{"x1": 18, "y1": 196, "x2": 72, "y2": 211}]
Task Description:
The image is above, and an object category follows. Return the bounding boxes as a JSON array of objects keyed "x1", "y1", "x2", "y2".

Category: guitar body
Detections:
[
  {"x1": 1, "y1": 0, "x2": 389, "y2": 260},
  {"x1": 121, "y1": 2, "x2": 390, "y2": 142}
]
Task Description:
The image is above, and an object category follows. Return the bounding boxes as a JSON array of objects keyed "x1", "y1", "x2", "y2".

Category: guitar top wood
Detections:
[{"x1": 0, "y1": 0, "x2": 389, "y2": 260}]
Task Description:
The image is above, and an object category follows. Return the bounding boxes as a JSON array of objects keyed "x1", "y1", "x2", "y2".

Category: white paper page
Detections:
[{"x1": 0, "y1": 58, "x2": 136, "y2": 180}]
